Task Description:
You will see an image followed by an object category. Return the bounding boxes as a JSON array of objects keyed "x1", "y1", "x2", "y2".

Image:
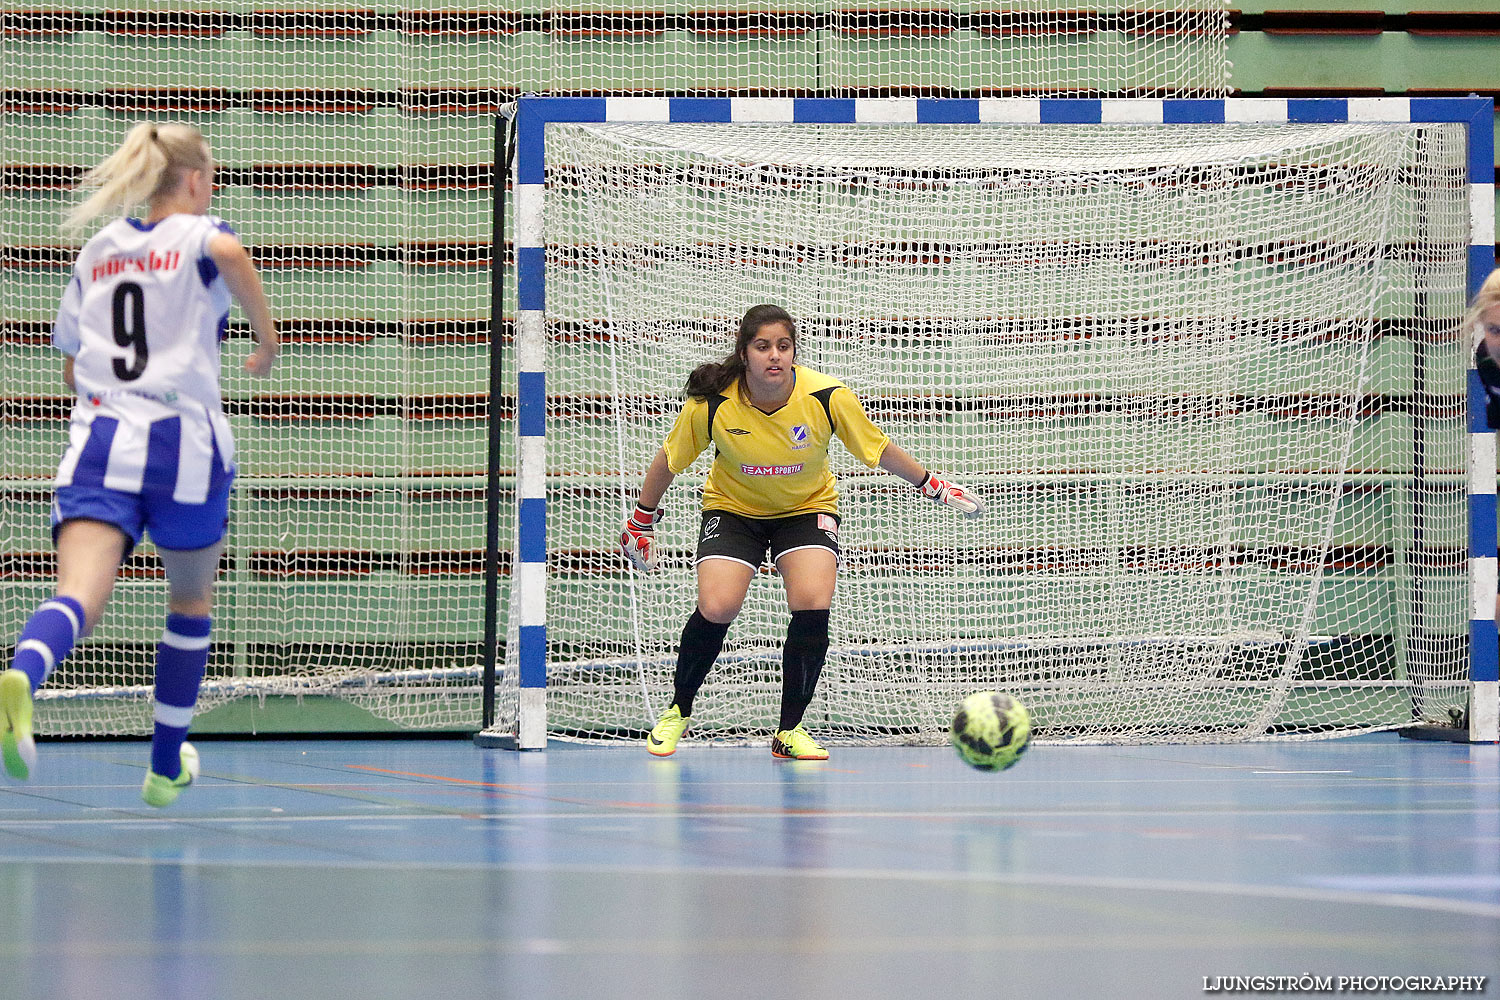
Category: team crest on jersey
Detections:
[{"x1": 788, "y1": 424, "x2": 810, "y2": 449}]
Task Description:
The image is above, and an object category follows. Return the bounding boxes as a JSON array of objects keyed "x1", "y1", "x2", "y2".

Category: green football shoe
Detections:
[
  {"x1": 1, "y1": 668, "x2": 36, "y2": 781},
  {"x1": 771, "y1": 725, "x2": 828, "y2": 761},
  {"x1": 141, "y1": 743, "x2": 200, "y2": 808},
  {"x1": 646, "y1": 705, "x2": 691, "y2": 757}
]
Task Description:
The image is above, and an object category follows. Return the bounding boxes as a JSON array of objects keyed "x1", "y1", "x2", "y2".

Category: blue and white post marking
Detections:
[
  {"x1": 514, "y1": 122, "x2": 548, "y2": 750},
  {"x1": 1464, "y1": 99, "x2": 1499, "y2": 743},
  {"x1": 510, "y1": 95, "x2": 1499, "y2": 746},
  {"x1": 1470, "y1": 370, "x2": 1499, "y2": 743}
]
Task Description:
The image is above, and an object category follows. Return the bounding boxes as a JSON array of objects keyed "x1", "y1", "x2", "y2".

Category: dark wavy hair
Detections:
[{"x1": 683, "y1": 304, "x2": 797, "y2": 400}]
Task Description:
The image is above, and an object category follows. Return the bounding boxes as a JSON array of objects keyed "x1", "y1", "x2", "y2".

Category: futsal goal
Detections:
[{"x1": 478, "y1": 96, "x2": 1498, "y2": 749}]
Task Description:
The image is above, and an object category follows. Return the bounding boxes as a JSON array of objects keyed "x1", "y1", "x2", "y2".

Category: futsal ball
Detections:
[{"x1": 950, "y1": 691, "x2": 1031, "y2": 772}]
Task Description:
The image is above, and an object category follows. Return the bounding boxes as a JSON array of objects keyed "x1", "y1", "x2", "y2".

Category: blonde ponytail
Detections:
[
  {"x1": 64, "y1": 121, "x2": 211, "y2": 234},
  {"x1": 1467, "y1": 268, "x2": 1500, "y2": 336}
]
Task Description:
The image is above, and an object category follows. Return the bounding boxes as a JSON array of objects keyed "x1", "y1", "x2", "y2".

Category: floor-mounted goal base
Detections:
[
  {"x1": 1397, "y1": 703, "x2": 1487, "y2": 744},
  {"x1": 473, "y1": 732, "x2": 546, "y2": 751},
  {"x1": 1397, "y1": 724, "x2": 1479, "y2": 744},
  {"x1": 1398, "y1": 692, "x2": 1500, "y2": 744}
]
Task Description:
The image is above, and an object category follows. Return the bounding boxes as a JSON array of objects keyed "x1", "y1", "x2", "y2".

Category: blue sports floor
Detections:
[{"x1": 0, "y1": 733, "x2": 1496, "y2": 1000}]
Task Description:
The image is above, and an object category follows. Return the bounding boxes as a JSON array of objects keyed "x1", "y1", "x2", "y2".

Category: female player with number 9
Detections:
[
  {"x1": 0, "y1": 122, "x2": 278, "y2": 805},
  {"x1": 620, "y1": 304, "x2": 984, "y2": 760}
]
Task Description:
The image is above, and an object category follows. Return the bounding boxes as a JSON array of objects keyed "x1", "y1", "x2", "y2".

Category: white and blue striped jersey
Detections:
[{"x1": 51, "y1": 214, "x2": 237, "y2": 503}]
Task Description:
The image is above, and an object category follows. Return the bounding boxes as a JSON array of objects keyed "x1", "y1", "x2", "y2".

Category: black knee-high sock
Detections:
[
  {"x1": 778, "y1": 609, "x2": 830, "y2": 732},
  {"x1": 673, "y1": 609, "x2": 731, "y2": 717}
]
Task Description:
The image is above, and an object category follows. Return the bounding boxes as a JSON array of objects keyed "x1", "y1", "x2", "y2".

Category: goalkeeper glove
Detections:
[
  {"x1": 620, "y1": 503, "x2": 663, "y2": 572},
  {"x1": 919, "y1": 472, "x2": 984, "y2": 519}
]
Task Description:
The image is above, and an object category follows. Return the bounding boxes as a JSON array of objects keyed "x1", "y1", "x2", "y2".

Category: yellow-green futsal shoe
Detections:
[
  {"x1": 771, "y1": 725, "x2": 828, "y2": 760},
  {"x1": 141, "y1": 743, "x2": 200, "y2": 808},
  {"x1": 646, "y1": 705, "x2": 690, "y2": 757},
  {"x1": 0, "y1": 668, "x2": 36, "y2": 780}
]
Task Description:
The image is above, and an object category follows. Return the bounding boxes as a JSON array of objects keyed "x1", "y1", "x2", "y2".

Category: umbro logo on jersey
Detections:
[{"x1": 726, "y1": 428, "x2": 750, "y2": 435}]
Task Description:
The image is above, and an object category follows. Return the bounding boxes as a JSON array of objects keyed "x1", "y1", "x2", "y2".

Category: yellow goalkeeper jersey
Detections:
[{"x1": 662, "y1": 365, "x2": 890, "y2": 518}]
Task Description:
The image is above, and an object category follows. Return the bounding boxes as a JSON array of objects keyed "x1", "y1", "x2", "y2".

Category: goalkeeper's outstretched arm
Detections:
[
  {"x1": 878, "y1": 443, "x2": 985, "y2": 518},
  {"x1": 637, "y1": 449, "x2": 675, "y2": 510}
]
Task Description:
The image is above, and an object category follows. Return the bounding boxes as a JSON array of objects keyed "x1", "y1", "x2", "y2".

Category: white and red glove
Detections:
[
  {"x1": 919, "y1": 472, "x2": 984, "y2": 519},
  {"x1": 619, "y1": 502, "x2": 663, "y2": 572}
]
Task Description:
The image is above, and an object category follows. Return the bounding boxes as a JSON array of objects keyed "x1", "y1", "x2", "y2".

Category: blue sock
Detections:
[
  {"x1": 151, "y1": 613, "x2": 211, "y2": 780},
  {"x1": 9, "y1": 596, "x2": 85, "y2": 692}
]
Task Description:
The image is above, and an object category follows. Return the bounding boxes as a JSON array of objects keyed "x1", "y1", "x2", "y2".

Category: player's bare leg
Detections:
[
  {"x1": 2, "y1": 520, "x2": 125, "y2": 780},
  {"x1": 55, "y1": 518, "x2": 129, "y2": 632}
]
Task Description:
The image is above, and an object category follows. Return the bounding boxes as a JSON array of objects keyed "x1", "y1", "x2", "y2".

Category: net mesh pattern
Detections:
[
  {"x1": 517, "y1": 120, "x2": 1471, "y2": 744},
  {"x1": 0, "y1": 2, "x2": 1395, "y2": 738},
  {"x1": 1, "y1": 7, "x2": 509, "y2": 733}
]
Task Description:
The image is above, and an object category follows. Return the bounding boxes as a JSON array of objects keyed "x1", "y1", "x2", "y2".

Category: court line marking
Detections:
[
  {"x1": 1, "y1": 766, "x2": 470, "y2": 862},
  {"x1": 341, "y1": 763, "x2": 761, "y2": 811},
  {"x1": 2, "y1": 804, "x2": 1495, "y2": 827},
  {"x1": 0, "y1": 925, "x2": 1477, "y2": 961},
  {"x1": 219, "y1": 806, "x2": 286, "y2": 813},
  {"x1": 8, "y1": 774, "x2": 1485, "y2": 789},
  {"x1": 1, "y1": 855, "x2": 1495, "y2": 921},
  {"x1": 344, "y1": 764, "x2": 531, "y2": 790}
]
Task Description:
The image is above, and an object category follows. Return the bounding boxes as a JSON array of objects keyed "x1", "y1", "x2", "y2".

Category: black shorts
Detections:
[{"x1": 695, "y1": 510, "x2": 841, "y2": 569}]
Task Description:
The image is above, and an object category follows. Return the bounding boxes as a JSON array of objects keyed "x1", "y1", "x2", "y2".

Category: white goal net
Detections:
[{"x1": 518, "y1": 114, "x2": 1473, "y2": 744}]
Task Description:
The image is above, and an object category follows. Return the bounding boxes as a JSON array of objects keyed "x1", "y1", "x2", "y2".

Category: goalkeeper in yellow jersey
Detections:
[{"x1": 618, "y1": 304, "x2": 984, "y2": 760}]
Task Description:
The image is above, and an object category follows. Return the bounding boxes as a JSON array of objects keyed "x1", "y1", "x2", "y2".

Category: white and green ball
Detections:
[{"x1": 950, "y1": 691, "x2": 1031, "y2": 771}]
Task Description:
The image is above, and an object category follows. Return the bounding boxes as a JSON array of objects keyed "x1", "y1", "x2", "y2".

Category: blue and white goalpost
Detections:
[{"x1": 478, "y1": 96, "x2": 1497, "y2": 750}]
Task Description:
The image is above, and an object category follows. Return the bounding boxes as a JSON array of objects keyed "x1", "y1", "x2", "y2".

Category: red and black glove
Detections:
[
  {"x1": 619, "y1": 503, "x2": 663, "y2": 572},
  {"x1": 919, "y1": 472, "x2": 984, "y2": 519}
]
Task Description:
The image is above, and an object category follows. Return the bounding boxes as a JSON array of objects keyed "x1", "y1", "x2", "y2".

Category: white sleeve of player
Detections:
[{"x1": 52, "y1": 271, "x2": 82, "y2": 356}]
